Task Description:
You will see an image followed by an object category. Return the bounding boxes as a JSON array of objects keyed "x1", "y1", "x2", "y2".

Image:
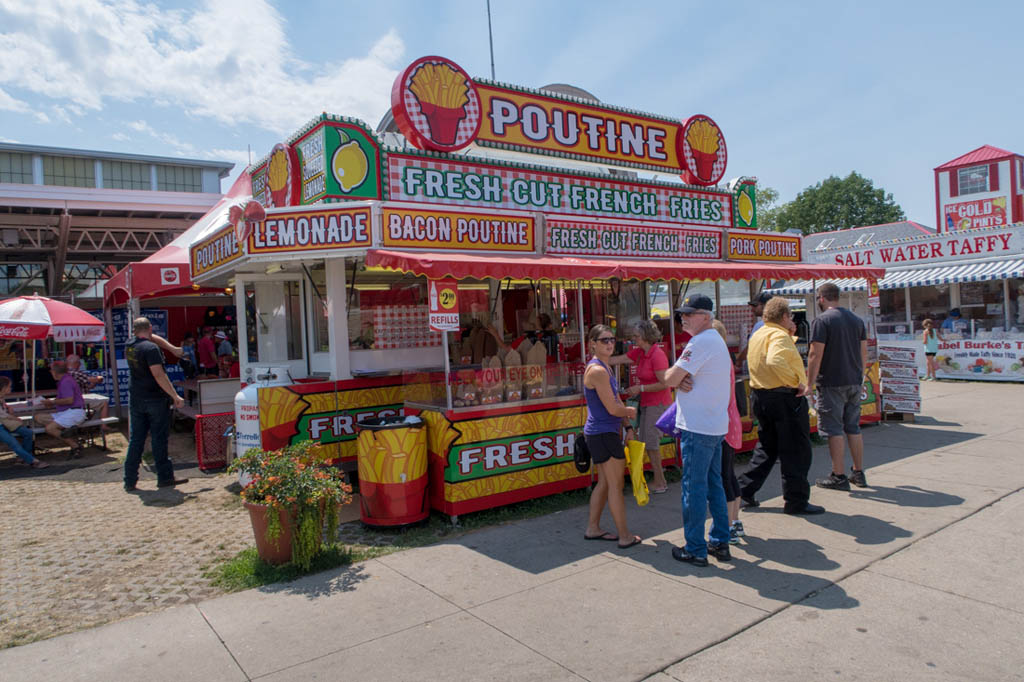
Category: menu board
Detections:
[{"x1": 878, "y1": 344, "x2": 920, "y2": 414}]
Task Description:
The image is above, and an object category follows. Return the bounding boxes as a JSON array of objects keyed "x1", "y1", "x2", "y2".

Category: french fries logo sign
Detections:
[
  {"x1": 265, "y1": 143, "x2": 300, "y2": 208},
  {"x1": 680, "y1": 115, "x2": 727, "y2": 186},
  {"x1": 392, "y1": 56, "x2": 482, "y2": 152}
]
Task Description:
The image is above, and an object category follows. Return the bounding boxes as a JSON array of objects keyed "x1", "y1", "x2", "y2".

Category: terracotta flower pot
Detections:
[{"x1": 244, "y1": 501, "x2": 295, "y2": 565}]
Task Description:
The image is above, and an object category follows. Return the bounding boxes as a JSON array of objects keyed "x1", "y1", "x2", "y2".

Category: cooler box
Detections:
[{"x1": 356, "y1": 415, "x2": 429, "y2": 526}]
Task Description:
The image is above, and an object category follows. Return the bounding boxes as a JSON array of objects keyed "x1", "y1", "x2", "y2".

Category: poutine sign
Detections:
[
  {"x1": 390, "y1": 55, "x2": 727, "y2": 184},
  {"x1": 190, "y1": 223, "x2": 242, "y2": 277},
  {"x1": 726, "y1": 230, "x2": 802, "y2": 262},
  {"x1": 382, "y1": 206, "x2": 535, "y2": 252}
]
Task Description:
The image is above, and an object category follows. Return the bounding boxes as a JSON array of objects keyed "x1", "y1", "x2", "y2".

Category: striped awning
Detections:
[{"x1": 767, "y1": 258, "x2": 1024, "y2": 295}]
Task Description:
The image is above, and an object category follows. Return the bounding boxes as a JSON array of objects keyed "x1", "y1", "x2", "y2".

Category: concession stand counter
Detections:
[{"x1": 190, "y1": 55, "x2": 883, "y2": 518}]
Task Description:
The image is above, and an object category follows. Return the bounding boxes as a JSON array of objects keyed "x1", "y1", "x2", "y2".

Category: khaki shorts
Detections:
[{"x1": 637, "y1": 403, "x2": 671, "y2": 452}]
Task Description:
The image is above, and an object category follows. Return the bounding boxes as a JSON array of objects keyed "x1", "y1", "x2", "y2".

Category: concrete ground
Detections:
[{"x1": 1, "y1": 380, "x2": 1021, "y2": 681}]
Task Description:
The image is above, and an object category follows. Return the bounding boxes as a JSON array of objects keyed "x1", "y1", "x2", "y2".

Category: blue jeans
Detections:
[
  {"x1": 0, "y1": 425, "x2": 36, "y2": 465},
  {"x1": 679, "y1": 429, "x2": 730, "y2": 557},
  {"x1": 124, "y1": 398, "x2": 174, "y2": 486}
]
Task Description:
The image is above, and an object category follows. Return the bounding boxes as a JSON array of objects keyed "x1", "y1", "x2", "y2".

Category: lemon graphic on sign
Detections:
[
  {"x1": 331, "y1": 129, "x2": 368, "y2": 192},
  {"x1": 738, "y1": 191, "x2": 754, "y2": 226}
]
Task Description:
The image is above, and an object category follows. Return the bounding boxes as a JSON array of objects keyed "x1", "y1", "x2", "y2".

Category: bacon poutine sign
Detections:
[{"x1": 391, "y1": 56, "x2": 727, "y2": 185}]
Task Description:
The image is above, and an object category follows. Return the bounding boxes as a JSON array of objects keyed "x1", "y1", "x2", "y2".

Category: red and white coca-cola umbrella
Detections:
[{"x1": 0, "y1": 295, "x2": 105, "y2": 342}]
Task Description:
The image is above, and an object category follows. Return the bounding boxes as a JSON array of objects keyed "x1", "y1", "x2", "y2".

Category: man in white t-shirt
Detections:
[{"x1": 657, "y1": 293, "x2": 733, "y2": 567}]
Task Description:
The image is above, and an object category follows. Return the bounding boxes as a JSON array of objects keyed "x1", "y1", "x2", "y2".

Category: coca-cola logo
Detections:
[{"x1": 0, "y1": 325, "x2": 32, "y2": 338}]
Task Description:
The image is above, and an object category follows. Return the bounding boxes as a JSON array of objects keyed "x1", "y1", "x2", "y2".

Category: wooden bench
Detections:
[{"x1": 24, "y1": 416, "x2": 121, "y2": 451}]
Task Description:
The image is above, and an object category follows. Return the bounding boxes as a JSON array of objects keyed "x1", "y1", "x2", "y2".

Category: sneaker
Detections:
[
  {"x1": 732, "y1": 520, "x2": 745, "y2": 537},
  {"x1": 729, "y1": 526, "x2": 740, "y2": 544},
  {"x1": 849, "y1": 468, "x2": 868, "y2": 488},
  {"x1": 816, "y1": 472, "x2": 851, "y2": 491},
  {"x1": 156, "y1": 477, "x2": 189, "y2": 488},
  {"x1": 708, "y1": 542, "x2": 732, "y2": 562},
  {"x1": 671, "y1": 546, "x2": 709, "y2": 567}
]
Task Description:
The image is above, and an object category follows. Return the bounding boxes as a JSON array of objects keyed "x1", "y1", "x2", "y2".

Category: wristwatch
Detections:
[{"x1": 640, "y1": 384, "x2": 645, "y2": 393}]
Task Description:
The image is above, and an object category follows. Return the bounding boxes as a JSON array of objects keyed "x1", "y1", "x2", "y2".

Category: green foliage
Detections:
[
  {"x1": 206, "y1": 545, "x2": 354, "y2": 592},
  {"x1": 756, "y1": 186, "x2": 781, "y2": 232},
  {"x1": 775, "y1": 172, "x2": 905, "y2": 235},
  {"x1": 229, "y1": 440, "x2": 353, "y2": 570}
]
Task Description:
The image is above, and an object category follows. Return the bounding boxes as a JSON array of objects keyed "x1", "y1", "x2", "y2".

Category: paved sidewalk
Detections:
[{"x1": 2, "y1": 381, "x2": 1022, "y2": 681}]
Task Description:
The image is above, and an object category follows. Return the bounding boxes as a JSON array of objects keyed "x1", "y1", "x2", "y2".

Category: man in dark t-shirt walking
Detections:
[
  {"x1": 123, "y1": 317, "x2": 187, "y2": 492},
  {"x1": 806, "y1": 283, "x2": 869, "y2": 491}
]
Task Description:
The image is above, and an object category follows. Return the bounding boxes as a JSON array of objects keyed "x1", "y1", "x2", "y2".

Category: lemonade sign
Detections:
[{"x1": 291, "y1": 119, "x2": 381, "y2": 204}]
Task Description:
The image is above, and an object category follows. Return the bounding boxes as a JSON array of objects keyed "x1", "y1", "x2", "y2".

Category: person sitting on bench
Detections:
[
  {"x1": 35, "y1": 361, "x2": 87, "y2": 457},
  {"x1": 0, "y1": 376, "x2": 48, "y2": 469},
  {"x1": 66, "y1": 354, "x2": 110, "y2": 428}
]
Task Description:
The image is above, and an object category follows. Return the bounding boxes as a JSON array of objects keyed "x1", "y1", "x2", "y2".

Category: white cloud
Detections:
[
  {"x1": 0, "y1": 136, "x2": 20, "y2": 143},
  {"x1": 0, "y1": 0, "x2": 405, "y2": 134},
  {"x1": 111, "y1": 132, "x2": 129, "y2": 141},
  {"x1": 0, "y1": 86, "x2": 30, "y2": 112}
]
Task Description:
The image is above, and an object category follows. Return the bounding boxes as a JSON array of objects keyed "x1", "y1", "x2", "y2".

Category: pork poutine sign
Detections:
[
  {"x1": 190, "y1": 223, "x2": 242, "y2": 278},
  {"x1": 390, "y1": 55, "x2": 727, "y2": 183},
  {"x1": 247, "y1": 205, "x2": 372, "y2": 255},
  {"x1": 726, "y1": 230, "x2": 801, "y2": 262},
  {"x1": 546, "y1": 218, "x2": 721, "y2": 259},
  {"x1": 386, "y1": 152, "x2": 732, "y2": 227},
  {"x1": 382, "y1": 206, "x2": 535, "y2": 252}
]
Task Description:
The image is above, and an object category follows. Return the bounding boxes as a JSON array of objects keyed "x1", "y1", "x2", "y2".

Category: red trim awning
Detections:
[{"x1": 366, "y1": 249, "x2": 886, "y2": 282}]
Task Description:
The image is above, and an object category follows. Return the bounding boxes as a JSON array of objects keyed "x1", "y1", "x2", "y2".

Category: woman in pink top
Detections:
[
  {"x1": 712, "y1": 320, "x2": 744, "y2": 542},
  {"x1": 609, "y1": 320, "x2": 671, "y2": 493}
]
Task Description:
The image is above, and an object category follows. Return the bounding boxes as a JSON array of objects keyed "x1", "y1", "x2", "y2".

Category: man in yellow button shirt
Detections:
[{"x1": 737, "y1": 297, "x2": 825, "y2": 515}]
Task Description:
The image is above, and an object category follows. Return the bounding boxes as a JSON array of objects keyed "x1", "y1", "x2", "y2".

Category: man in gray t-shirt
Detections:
[{"x1": 806, "y1": 283, "x2": 868, "y2": 491}]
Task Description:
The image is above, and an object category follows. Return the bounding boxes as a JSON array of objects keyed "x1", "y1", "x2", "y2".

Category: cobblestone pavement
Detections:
[{"x1": 0, "y1": 429, "x2": 253, "y2": 648}]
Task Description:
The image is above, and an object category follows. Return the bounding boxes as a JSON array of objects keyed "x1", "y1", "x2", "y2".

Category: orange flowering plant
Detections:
[{"x1": 230, "y1": 440, "x2": 353, "y2": 569}]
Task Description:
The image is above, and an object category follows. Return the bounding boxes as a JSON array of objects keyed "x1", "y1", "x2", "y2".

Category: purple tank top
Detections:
[{"x1": 584, "y1": 358, "x2": 621, "y2": 435}]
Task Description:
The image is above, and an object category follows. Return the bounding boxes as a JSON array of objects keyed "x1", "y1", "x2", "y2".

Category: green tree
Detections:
[
  {"x1": 756, "y1": 186, "x2": 780, "y2": 232},
  {"x1": 774, "y1": 172, "x2": 905, "y2": 235}
]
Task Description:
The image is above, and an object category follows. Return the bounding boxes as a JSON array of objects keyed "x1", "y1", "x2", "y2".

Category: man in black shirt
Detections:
[
  {"x1": 806, "y1": 283, "x2": 869, "y2": 491},
  {"x1": 123, "y1": 317, "x2": 187, "y2": 492}
]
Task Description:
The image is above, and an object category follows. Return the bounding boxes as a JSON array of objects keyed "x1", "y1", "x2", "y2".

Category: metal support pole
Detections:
[
  {"x1": 1003, "y1": 278, "x2": 1011, "y2": 330},
  {"x1": 904, "y1": 286, "x2": 912, "y2": 333},
  {"x1": 486, "y1": 0, "x2": 496, "y2": 80}
]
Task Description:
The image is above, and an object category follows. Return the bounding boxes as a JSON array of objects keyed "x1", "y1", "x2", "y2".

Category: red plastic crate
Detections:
[{"x1": 195, "y1": 411, "x2": 235, "y2": 471}]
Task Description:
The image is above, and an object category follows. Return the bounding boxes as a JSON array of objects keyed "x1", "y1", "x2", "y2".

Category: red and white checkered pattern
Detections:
[
  {"x1": 719, "y1": 304, "x2": 755, "y2": 342},
  {"x1": 680, "y1": 117, "x2": 727, "y2": 185},
  {"x1": 372, "y1": 305, "x2": 443, "y2": 349},
  {"x1": 402, "y1": 61, "x2": 481, "y2": 148},
  {"x1": 387, "y1": 154, "x2": 732, "y2": 226}
]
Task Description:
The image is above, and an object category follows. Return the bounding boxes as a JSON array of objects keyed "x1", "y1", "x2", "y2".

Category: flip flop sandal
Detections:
[
  {"x1": 584, "y1": 532, "x2": 619, "y2": 541},
  {"x1": 30, "y1": 460, "x2": 49, "y2": 469},
  {"x1": 617, "y1": 536, "x2": 643, "y2": 549},
  {"x1": 650, "y1": 487, "x2": 669, "y2": 494}
]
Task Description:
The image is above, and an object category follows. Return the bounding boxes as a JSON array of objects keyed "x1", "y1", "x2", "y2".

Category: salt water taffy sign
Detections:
[
  {"x1": 386, "y1": 152, "x2": 732, "y2": 227},
  {"x1": 247, "y1": 204, "x2": 372, "y2": 255},
  {"x1": 382, "y1": 205, "x2": 535, "y2": 252},
  {"x1": 391, "y1": 56, "x2": 727, "y2": 186},
  {"x1": 546, "y1": 218, "x2": 721, "y2": 260}
]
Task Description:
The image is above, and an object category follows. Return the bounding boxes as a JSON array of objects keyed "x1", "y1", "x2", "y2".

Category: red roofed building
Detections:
[{"x1": 934, "y1": 145, "x2": 1024, "y2": 232}]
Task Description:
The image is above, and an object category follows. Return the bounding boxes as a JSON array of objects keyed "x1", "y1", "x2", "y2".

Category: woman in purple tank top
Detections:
[{"x1": 582, "y1": 325, "x2": 642, "y2": 549}]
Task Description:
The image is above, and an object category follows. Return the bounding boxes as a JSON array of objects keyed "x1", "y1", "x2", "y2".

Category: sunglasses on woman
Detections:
[{"x1": 595, "y1": 337, "x2": 616, "y2": 344}]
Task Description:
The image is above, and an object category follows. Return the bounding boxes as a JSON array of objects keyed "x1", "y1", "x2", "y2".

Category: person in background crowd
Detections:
[
  {"x1": 711, "y1": 320, "x2": 745, "y2": 543},
  {"x1": 216, "y1": 331, "x2": 233, "y2": 378},
  {"x1": 737, "y1": 297, "x2": 824, "y2": 515},
  {"x1": 734, "y1": 291, "x2": 772, "y2": 371},
  {"x1": 582, "y1": 324, "x2": 642, "y2": 550},
  {"x1": 123, "y1": 317, "x2": 187, "y2": 492},
  {"x1": 180, "y1": 333, "x2": 198, "y2": 379},
  {"x1": 657, "y1": 294, "x2": 732, "y2": 567},
  {"x1": 65, "y1": 354, "x2": 110, "y2": 427},
  {"x1": 35, "y1": 361, "x2": 87, "y2": 458},
  {"x1": 941, "y1": 308, "x2": 968, "y2": 334},
  {"x1": 0, "y1": 376, "x2": 47, "y2": 468},
  {"x1": 197, "y1": 327, "x2": 217, "y2": 377},
  {"x1": 671, "y1": 310, "x2": 692, "y2": 358},
  {"x1": 607, "y1": 320, "x2": 671, "y2": 493},
  {"x1": 808, "y1": 283, "x2": 869, "y2": 491},
  {"x1": 921, "y1": 319, "x2": 944, "y2": 381}
]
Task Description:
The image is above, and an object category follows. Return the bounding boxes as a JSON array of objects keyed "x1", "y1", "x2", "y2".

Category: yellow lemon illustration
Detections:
[
  {"x1": 332, "y1": 132, "x2": 368, "y2": 193},
  {"x1": 738, "y1": 191, "x2": 754, "y2": 225}
]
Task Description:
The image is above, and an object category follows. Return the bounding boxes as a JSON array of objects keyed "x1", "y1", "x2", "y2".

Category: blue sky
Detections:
[{"x1": 2, "y1": 0, "x2": 1022, "y2": 227}]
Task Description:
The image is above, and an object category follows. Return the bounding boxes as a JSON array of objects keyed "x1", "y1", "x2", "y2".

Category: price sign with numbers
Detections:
[{"x1": 429, "y1": 279, "x2": 460, "y2": 332}]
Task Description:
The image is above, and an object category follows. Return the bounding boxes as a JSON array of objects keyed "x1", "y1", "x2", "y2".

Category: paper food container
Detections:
[{"x1": 504, "y1": 348, "x2": 523, "y2": 401}]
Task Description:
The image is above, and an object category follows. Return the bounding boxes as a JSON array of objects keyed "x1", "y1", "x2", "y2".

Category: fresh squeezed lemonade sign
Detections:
[
  {"x1": 382, "y1": 207, "x2": 534, "y2": 252},
  {"x1": 391, "y1": 56, "x2": 727, "y2": 184},
  {"x1": 429, "y1": 279, "x2": 459, "y2": 332}
]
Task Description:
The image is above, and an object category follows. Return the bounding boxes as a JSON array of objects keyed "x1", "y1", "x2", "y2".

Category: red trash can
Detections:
[{"x1": 356, "y1": 416, "x2": 429, "y2": 526}]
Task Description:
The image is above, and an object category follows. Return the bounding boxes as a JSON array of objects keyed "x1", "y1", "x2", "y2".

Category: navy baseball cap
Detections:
[
  {"x1": 677, "y1": 293, "x2": 714, "y2": 314},
  {"x1": 748, "y1": 291, "x2": 772, "y2": 306}
]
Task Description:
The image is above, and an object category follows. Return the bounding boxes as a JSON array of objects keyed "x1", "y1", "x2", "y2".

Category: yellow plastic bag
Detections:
[{"x1": 624, "y1": 439, "x2": 649, "y2": 506}]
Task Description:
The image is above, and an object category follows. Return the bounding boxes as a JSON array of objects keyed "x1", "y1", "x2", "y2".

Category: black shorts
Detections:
[
  {"x1": 925, "y1": 352, "x2": 936, "y2": 357},
  {"x1": 721, "y1": 442, "x2": 739, "y2": 502},
  {"x1": 585, "y1": 432, "x2": 625, "y2": 464}
]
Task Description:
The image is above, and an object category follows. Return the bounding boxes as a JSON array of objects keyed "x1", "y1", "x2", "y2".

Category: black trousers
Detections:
[{"x1": 738, "y1": 389, "x2": 812, "y2": 510}]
